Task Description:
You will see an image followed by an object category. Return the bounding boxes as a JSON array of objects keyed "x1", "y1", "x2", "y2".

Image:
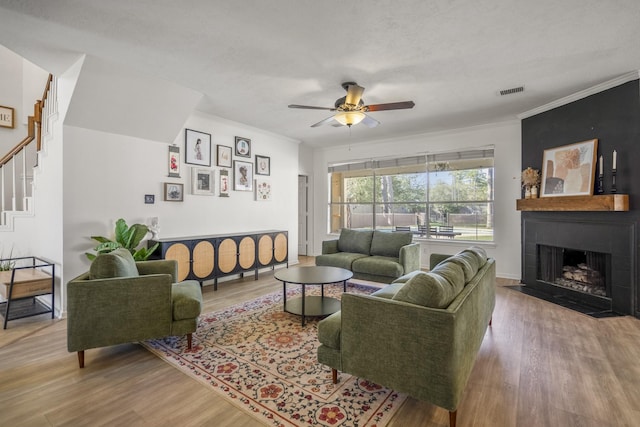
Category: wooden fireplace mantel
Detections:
[{"x1": 516, "y1": 194, "x2": 629, "y2": 212}]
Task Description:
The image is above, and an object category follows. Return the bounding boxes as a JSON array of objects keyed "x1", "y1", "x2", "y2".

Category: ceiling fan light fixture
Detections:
[{"x1": 334, "y1": 111, "x2": 366, "y2": 127}]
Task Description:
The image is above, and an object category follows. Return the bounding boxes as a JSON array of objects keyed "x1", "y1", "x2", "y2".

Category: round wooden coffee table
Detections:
[{"x1": 274, "y1": 266, "x2": 353, "y2": 326}]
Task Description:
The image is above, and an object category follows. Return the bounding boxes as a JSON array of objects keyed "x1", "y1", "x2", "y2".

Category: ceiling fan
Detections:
[{"x1": 288, "y1": 82, "x2": 415, "y2": 128}]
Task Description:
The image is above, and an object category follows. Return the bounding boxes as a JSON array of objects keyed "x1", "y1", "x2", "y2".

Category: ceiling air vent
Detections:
[{"x1": 498, "y1": 86, "x2": 525, "y2": 96}]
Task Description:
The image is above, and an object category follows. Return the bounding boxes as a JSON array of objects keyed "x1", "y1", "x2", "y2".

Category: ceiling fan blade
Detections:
[
  {"x1": 310, "y1": 115, "x2": 339, "y2": 127},
  {"x1": 345, "y1": 83, "x2": 365, "y2": 106},
  {"x1": 361, "y1": 114, "x2": 380, "y2": 128},
  {"x1": 365, "y1": 101, "x2": 415, "y2": 112},
  {"x1": 288, "y1": 104, "x2": 336, "y2": 111}
]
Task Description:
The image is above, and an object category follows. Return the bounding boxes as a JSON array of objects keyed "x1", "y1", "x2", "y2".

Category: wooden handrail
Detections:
[{"x1": 0, "y1": 74, "x2": 53, "y2": 168}]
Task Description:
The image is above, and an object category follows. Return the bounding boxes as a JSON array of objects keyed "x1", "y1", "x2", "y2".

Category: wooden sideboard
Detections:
[{"x1": 148, "y1": 230, "x2": 288, "y2": 290}]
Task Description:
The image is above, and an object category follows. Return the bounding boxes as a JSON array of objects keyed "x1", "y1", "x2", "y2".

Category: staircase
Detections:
[{"x1": 0, "y1": 74, "x2": 57, "y2": 231}]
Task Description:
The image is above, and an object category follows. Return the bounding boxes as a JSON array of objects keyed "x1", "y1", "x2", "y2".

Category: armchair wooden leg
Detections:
[
  {"x1": 77, "y1": 351, "x2": 85, "y2": 368},
  {"x1": 187, "y1": 333, "x2": 193, "y2": 350},
  {"x1": 332, "y1": 368, "x2": 338, "y2": 384},
  {"x1": 449, "y1": 410, "x2": 457, "y2": 427}
]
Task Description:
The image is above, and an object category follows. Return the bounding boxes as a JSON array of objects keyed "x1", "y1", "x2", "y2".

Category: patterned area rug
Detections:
[{"x1": 143, "y1": 283, "x2": 406, "y2": 426}]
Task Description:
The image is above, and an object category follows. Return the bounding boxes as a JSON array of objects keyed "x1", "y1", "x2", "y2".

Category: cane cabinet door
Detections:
[
  {"x1": 164, "y1": 242, "x2": 191, "y2": 282},
  {"x1": 192, "y1": 240, "x2": 215, "y2": 279},
  {"x1": 274, "y1": 232, "x2": 288, "y2": 263},
  {"x1": 238, "y1": 236, "x2": 256, "y2": 270},
  {"x1": 217, "y1": 238, "x2": 238, "y2": 274},
  {"x1": 258, "y1": 234, "x2": 274, "y2": 267}
]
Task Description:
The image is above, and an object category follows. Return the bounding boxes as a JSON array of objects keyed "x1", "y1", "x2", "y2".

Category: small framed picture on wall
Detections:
[
  {"x1": 185, "y1": 128, "x2": 211, "y2": 166},
  {"x1": 0, "y1": 105, "x2": 15, "y2": 129},
  {"x1": 255, "y1": 155, "x2": 270, "y2": 176},
  {"x1": 168, "y1": 145, "x2": 181, "y2": 178},
  {"x1": 164, "y1": 183, "x2": 184, "y2": 201},
  {"x1": 219, "y1": 169, "x2": 230, "y2": 197},
  {"x1": 233, "y1": 160, "x2": 253, "y2": 191},
  {"x1": 192, "y1": 168, "x2": 214, "y2": 195},
  {"x1": 217, "y1": 144, "x2": 232, "y2": 167},
  {"x1": 235, "y1": 136, "x2": 251, "y2": 158}
]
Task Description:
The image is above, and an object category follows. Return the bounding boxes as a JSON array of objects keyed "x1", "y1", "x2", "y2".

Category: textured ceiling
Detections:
[{"x1": 1, "y1": 0, "x2": 639, "y2": 147}]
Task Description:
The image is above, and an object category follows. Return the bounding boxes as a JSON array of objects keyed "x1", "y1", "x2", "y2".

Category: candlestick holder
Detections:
[
  {"x1": 597, "y1": 174, "x2": 604, "y2": 194},
  {"x1": 611, "y1": 169, "x2": 617, "y2": 194}
]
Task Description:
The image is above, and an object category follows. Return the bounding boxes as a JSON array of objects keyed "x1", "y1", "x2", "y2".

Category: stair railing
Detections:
[{"x1": 0, "y1": 74, "x2": 55, "y2": 226}]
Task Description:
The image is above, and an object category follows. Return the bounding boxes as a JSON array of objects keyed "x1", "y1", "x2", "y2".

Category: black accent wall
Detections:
[{"x1": 521, "y1": 79, "x2": 640, "y2": 317}]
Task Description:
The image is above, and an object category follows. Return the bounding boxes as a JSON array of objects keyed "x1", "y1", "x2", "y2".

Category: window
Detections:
[{"x1": 328, "y1": 148, "x2": 494, "y2": 241}]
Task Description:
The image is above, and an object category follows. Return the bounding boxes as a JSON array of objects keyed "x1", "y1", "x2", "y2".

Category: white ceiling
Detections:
[{"x1": 1, "y1": 0, "x2": 640, "y2": 147}]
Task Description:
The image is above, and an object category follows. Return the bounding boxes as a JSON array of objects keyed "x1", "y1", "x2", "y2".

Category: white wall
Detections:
[
  {"x1": 310, "y1": 121, "x2": 522, "y2": 279},
  {"x1": 62, "y1": 112, "x2": 300, "y2": 286},
  {"x1": 0, "y1": 45, "x2": 49, "y2": 150},
  {"x1": 0, "y1": 45, "x2": 24, "y2": 151}
]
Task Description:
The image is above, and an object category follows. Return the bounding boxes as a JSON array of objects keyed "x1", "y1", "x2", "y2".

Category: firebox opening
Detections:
[{"x1": 537, "y1": 245, "x2": 610, "y2": 298}]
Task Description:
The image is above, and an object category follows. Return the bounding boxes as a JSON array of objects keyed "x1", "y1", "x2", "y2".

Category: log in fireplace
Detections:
[{"x1": 538, "y1": 246, "x2": 609, "y2": 298}]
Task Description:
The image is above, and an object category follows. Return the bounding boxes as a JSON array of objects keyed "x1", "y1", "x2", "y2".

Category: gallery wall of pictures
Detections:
[{"x1": 152, "y1": 129, "x2": 271, "y2": 205}]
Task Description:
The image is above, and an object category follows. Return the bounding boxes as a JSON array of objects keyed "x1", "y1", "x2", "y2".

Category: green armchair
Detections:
[{"x1": 67, "y1": 248, "x2": 202, "y2": 368}]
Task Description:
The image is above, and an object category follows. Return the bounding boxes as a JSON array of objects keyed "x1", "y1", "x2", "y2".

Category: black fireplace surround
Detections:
[
  {"x1": 522, "y1": 215, "x2": 634, "y2": 314},
  {"x1": 521, "y1": 78, "x2": 640, "y2": 318}
]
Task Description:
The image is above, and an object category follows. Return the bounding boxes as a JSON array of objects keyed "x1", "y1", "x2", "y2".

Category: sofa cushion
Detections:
[
  {"x1": 447, "y1": 251, "x2": 482, "y2": 283},
  {"x1": 337, "y1": 228, "x2": 373, "y2": 255},
  {"x1": 431, "y1": 261, "x2": 465, "y2": 293},
  {"x1": 370, "y1": 231, "x2": 413, "y2": 258},
  {"x1": 392, "y1": 270, "x2": 425, "y2": 284},
  {"x1": 89, "y1": 248, "x2": 139, "y2": 279},
  {"x1": 461, "y1": 246, "x2": 488, "y2": 265},
  {"x1": 317, "y1": 311, "x2": 342, "y2": 350},
  {"x1": 316, "y1": 252, "x2": 369, "y2": 270},
  {"x1": 392, "y1": 271, "x2": 459, "y2": 308},
  {"x1": 171, "y1": 281, "x2": 203, "y2": 321},
  {"x1": 352, "y1": 255, "x2": 404, "y2": 279},
  {"x1": 371, "y1": 282, "x2": 405, "y2": 299}
]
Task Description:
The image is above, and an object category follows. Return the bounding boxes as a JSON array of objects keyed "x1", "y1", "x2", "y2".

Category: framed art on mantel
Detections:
[
  {"x1": 541, "y1": 139, "x2": 598, "y2": 197},
  {"x1": 185, "y1": 129, "x2": 211, "y2": 166}
]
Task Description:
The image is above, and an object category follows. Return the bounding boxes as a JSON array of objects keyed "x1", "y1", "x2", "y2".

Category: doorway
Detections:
[{"x1": 297, "y1": 175, "x2": 308, "y2": 255}]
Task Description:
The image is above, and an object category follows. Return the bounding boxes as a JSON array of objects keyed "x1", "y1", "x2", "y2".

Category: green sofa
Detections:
[
  {"x1": 67, "y1": 248, "x2": 203, "y2": 368},
  {"x1": 317, "y1": 247, "x2": 495, "y2": 427},
  {"x1": 315, "y1": 228, "x2": 420, "y2": 283}
]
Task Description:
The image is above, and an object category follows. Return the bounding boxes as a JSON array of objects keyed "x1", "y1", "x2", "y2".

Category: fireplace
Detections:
[
  {"x1": 522, "y1": 216, "x2": 635, "y2": 315},
  {"x1": 538, "y1": 245, "x2": 610, "y2": 298}
]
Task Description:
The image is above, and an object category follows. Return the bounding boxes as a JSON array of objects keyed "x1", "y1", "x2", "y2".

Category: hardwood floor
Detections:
[{"x1": 1, "y1": 256, "x2": 640, "y2": 426}]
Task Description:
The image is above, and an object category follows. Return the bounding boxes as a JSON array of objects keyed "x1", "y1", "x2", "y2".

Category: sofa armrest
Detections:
[
  {"x1": 322, "y1": 239, "x2": 339, "y2": 254},
  {"x1": 67, "y1": 273, "x2": 173, "y2": 352},
  {"x1": 399, "y1": 243, "x2": 420, "y2": 273},
  {"x1": 136, "y1": 259, "x2": 178, "y2": 282}
]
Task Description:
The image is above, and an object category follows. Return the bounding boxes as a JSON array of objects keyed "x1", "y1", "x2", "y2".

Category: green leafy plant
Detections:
[
  {"x1": 0, "y1": 246, "x2": 15, "y2": 271},
  {"x1": 86, "y1": 218, "x2": 159, "y2": 261}
]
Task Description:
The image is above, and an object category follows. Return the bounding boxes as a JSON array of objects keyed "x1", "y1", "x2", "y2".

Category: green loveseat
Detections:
[
  {"x1": 317, "y1": 247, "x2": 495, "y2": 427},
  {"x1": 67, "y1": 248, "x2": 203, "y2": 368},
  {"x1": 315, "y1": 228, "x2": 420, "y2": 283}
]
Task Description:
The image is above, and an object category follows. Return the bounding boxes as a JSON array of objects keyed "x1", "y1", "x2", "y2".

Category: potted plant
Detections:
[
  {"x1": 86, "y1": 218, "x2": 158, "y2": 261},
  {"x1": 521, "y1": 167, "x2": 541, "y2": 199}
]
